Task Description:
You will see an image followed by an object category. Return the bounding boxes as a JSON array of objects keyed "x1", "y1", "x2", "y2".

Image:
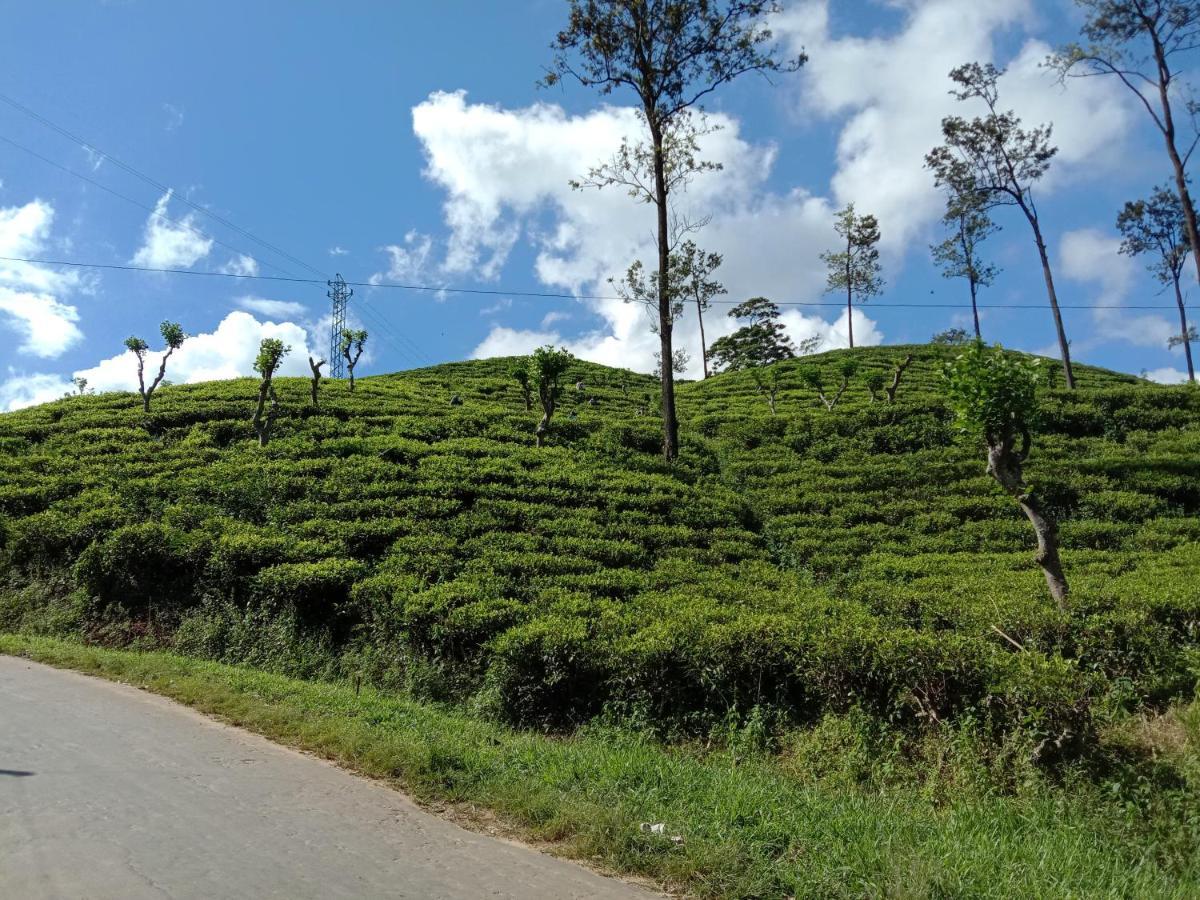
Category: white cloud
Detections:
[
  {"x1": 329, "y1": 246, "x2": 349, "y2": 257},
  {"x1": 480, "y1": 297, "x2": 513, "y2": 316},
  {"x1": 75, "y1": 311, "x2": 316, "y2": 390},
  {"x1": 162, "y1": 103, "x2": 184, "y2": 133},
  {"x1": 1060, "y1": 228, "x2": 1177, "y2": 348},
  {"x1": 220, "y1": 254, "x2": 259, "y2": 276},
  {"x1": 0, "y1": 369, "x2": 73, "y2": 411},
  {"x1": 541, "y1": 310, "x2": 571, "y2": 328},
  {"x1": 414, "y1": 90, "x2": 867, "y2": 376},
  {"x1": 234, "y1": 295, "x2": 308, "y2": 319},
  {"x1": 130, "y1": 189, "x2": 213, "y2": 269},
  {"x1": 0, "y1": 199, "x2": 84, "y2": 358},
  {"x1": 774, "y1": 0, "x2": 1133, "y2": 250},
  {"x1": 373, "y1": 231, "x2": 434, "y2": 284},
  {"x1": 1144, "y1": 366, "x2": 1190, "y2": 384}
]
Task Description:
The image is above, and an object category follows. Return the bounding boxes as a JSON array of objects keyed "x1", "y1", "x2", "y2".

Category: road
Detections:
[{"x1": 0, "y1": 656, "x2": 650, "y2": 899}]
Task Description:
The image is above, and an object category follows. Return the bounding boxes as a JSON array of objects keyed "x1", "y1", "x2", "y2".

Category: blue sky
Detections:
[{"x1": 0, "y1": 0, "x2": 1195, "y2": 408}]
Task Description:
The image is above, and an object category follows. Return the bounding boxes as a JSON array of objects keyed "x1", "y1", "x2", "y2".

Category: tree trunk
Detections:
[
  {"x1": 969, "y1": 276, "x2": 982, "y2": 340},
  {"x1": 1173, "y1": 275, "x2": 1196, "y2": 382},
  {"x1": 987, "y1": 440, "x2": 1069, "y2": 609},
  {"x1": 696, "y1": 298, "x2": 709, "y2": 379},
  {"x1": 141, "y1": 394, "x2": 150, "y2": 413},
  {"x1": 652, "y1": 124, "x2": 679, "y2": 461},
  {"x1": 348, "y1": 367, "x2": 356, "y2": 393},
  {"x1": 1029, "y1": 218, "x2": 1076, "y2": 390},
  {"x1": 1151, "y1": 40, "x2": 1200, "y2": 291},
  {"x1": 846, "y1": 257, "x2": 855, "y2": 349}
]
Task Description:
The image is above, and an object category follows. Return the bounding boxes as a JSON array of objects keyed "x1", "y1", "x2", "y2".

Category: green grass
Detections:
[{"x1": 4, "y1": 633, "x2": 1197, "y2": 899}]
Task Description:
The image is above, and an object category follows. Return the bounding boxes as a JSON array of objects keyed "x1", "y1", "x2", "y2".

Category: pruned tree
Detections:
[
  {"x1": 307, "y1": 355, "x2": 326, "y2": 408},
  {"x1": 752, "y1": 365, "x2": 783, "y2": 414},
  {"x1": 886, "y1": 354, "x2": 914, "y2": 404},
  {"x1": 546, "y1": 0, "x2": 805, "y2": 460},
  {"x1": 709, "y1": 298, "x2": 800, "y2": 372},
  {"x1": 801, "y1": 358, "x2": 859, "y2": 411},
  {"x1": 528, "y1": 345, "x2": 573, "y2": 448},
  {"x1": 821, "y1": 203, "x2": 883, "y2": 348},
  {"x1": 926, "y1": 63, "x2": 1076, "y2": 390},
  {"x1": 339, "y1": 328, "x2": 368, "y2": 392},
  {"x1": 125, "y1": 320, "x2": 186, "y2": 412},
  {"x1": 510, "y1": 362, "x2": 533, "y2": 410},
  {"x1": 1049, "y1": 1, "x2": 1200, "y2": 292},
  {"x1": 865, "y1": 372, "x2": 886, "y2": 402},
  {"x1": 252, "y1": 338, "x2": 290, "y2": 448},
  {"x1": 931, "y1": 188, "x2": 1000, "y2": 340},
  {"x1": 944, "y1": 341, "x2": 1068, "y2": 607},
  {"x1": 1117, "y1": 186, "x2": 1196, "y2": 381}
]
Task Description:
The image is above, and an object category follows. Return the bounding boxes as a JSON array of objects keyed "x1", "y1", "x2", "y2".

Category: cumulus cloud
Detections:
[
  {"x1": 75, "y1": 311, "x2": 316, "y2": 391},
  {"x1": 372, "y1": 230, "x2": 434, "y2": 284},
  {"x1": 130, "y1": 190, "x2": 213, "y2": 269},
  {"x1": 234, "y1": 295, "x2": 308, "y2": 319},
  {"x1": 1144, "y1": 366, "x2": 1190, "y2": 384},
  {"x1": 0, "y1": 369, "x2": 73, "y2": 411},
  {"x1": 774, "y1": 0, "x2": 1133, "y2": 250},
  {"x1": 1060, "y1": 228, "x2": 1177, "y2": 349},
  {"x1": 220, "y1": 254, "x2": 260, "y2": 277},
  {"x1": 413, "y1": 90, "x2": 869, "y2": 376},
  {"x1": 0, "y1": 199, "x2": 84, "y2": 358}
]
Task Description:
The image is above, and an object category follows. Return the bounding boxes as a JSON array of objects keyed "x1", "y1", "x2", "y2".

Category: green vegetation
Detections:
[{"x1": 2, "y1": 343, "x2": 1200, "y2": 895}]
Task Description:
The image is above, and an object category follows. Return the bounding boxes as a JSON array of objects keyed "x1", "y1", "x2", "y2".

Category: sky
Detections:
[{"x1": 1, "y1": 0, "x2": 1196, "y2": 410}]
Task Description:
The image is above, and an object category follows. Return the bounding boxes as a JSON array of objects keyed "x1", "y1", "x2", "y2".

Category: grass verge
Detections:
[{"x1": 3, "y1": 633, "x2": 1196, "y2": 899}]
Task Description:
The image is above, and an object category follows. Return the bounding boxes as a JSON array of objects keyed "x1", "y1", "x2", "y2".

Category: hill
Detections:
[{"x1": 3, "y1": 344, "x2": 1197, "y2": 753}]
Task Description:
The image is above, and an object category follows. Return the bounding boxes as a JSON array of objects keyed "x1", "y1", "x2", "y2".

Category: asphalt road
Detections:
[{"x1": 0, "y1": 656, "x2": 650, "y2": 899}]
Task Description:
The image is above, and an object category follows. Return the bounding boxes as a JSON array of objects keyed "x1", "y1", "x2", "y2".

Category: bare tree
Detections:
[
  {"x1": 821, "y1": 204, "x2": 883, "y2": 348},
  {"x1": 886, "y1": 354, "x2": 914, "y2": 404},
  {"x1": 125, "y1": 321, "x2": 186, "y2": 412},
  {"x1": 546, "y1": 0, "x2": 805, "y2": 459},
  {"x1": 308, "y1": 355, "x2": 326, "y2": 408},
  {"x1": 1049, "y1": 1, "x2": 1200, "y2": 290},
  {"x1": 252, "y1": 338, "x2": 290, "y2": 448},
  {"x1": 927, "y1": 63, "x2": 1076, "y2": 389},
  {"x1": 1117, "y1": 186, "x2": 1196, "y2": 381}
]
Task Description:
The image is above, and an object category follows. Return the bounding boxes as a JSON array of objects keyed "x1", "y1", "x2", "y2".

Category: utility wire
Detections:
[{"x1": 0, "y1": 256, "x2": 1185, "y2": 310}]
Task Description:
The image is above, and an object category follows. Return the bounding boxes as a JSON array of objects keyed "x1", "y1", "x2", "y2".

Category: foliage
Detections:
[
  {"x1": 932, "y1": 327, "x2": 971, "y2": 345},
  {"x1": 821, "y1": 204, "x2": 883, "y2": 347},
  {"x1": 709, "y1": 298, "x2": 798, "y2": 372},
  {"x1": 124, "y1": 320, "x2": 187, "y2": 412},
  {"x1": 339, "y1": 328, "x2": 368, "y2": 391},
  {"x1": 931, "y1": 186, "x2": 999, "y2": 339}
]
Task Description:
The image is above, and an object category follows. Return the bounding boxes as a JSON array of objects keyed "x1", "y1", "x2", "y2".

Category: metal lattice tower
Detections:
[{"x1": 327, "y1": 274, "x2": 352, "y2": 378}]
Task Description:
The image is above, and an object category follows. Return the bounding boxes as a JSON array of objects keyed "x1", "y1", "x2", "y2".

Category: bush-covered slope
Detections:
[{"x1": 2, "y1": 345, "x2": 1198, "y2": 757}]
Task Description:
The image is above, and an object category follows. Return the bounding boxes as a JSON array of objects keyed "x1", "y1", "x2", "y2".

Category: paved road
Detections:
[{"x1": 0, "y1": 656, "x2": 650, "y2": 899}]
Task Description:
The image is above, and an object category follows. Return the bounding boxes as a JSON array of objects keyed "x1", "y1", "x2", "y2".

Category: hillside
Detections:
[{"x1": 3, "y1": 344, "x2": 1198, "y2": 753}]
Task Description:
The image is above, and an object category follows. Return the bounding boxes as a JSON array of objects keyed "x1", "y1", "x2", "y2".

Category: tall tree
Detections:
[
  {"x1": 678, "y1": 240, "x2": 726, "y2": 378},
  {"x1": 1117, "y1": 186, "x2": 1196, "y2": 381},
  {"x1": 252, "y1": 338, "x2": 290, "y2": 448},
  {"x1": 545, "y1": 0, "x2": 805, "y2": 460},
  {"x1": 944, "y1": 341, "x2": 1069, "y2": 607},
  {"x1": 709, "y1": 298, "x2": 802, "y2": 372},
  {"x1": 931, "y1": 188, "x2": 1000, "y2": 340},
  {"x1": 926, "y1": 63, "x2": 1077, "y2": 389},
  {"x1": 124, "y1": 320, "x2": 186, "y2": 412},
  {"x1": 339, "y1": 328, "x2": 368, "y2": 392},
  {"x1": 821, "y1": 204, "x2": 883, "y2": 348},
  {"x1": 1048, "y1": 2, "x2": 1200, "y2": 290}
]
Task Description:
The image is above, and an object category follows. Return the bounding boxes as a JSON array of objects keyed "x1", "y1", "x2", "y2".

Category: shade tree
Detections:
[
  {"x1": 709, "y1": 298, "x2": 801, "y2": 373},
  {"x1": 545, "y1": 0, "x2": 805, "y2": 459},
  {"x1": 926, "y1": 63, "x2": 1076, "y2": 389},
  {"x1": 124, "y1": 321, "x2": 186, "y2": 412},
  {"x1": 944, "y1": 341, "x2": 1068, "y2": 607},
  {"x1": 821, "y1": 204, "x2": 884, "y2": 348},
  {"x1": 526, "y1": 345, "x2": 573, "y2": 448},
  {"x1": 931, "y1": 188, "x2": 1000, "y2": 340}
]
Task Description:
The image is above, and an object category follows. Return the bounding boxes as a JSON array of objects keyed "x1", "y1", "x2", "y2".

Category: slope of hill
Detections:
[{"x1": 2, "y1": 345, "x2": 1198, "y2": 756}]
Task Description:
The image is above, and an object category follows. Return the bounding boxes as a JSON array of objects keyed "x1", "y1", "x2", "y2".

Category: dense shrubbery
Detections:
[{"x1": 1, "y1": 346, "x2": 1197, "y2": 762}]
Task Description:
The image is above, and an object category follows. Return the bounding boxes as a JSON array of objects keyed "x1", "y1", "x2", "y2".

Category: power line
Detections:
[{"x1": 0, "y1": 256, "x2": 1185, "y2": 310}]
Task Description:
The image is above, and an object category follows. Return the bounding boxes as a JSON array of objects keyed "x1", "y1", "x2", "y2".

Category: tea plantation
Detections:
[{"x1": 2, "y1": 344, "x2": 1198, "y2": 757}]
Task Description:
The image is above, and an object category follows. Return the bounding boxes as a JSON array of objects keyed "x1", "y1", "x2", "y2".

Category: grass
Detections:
[{"x1": 5, "y1": 632, "x2": 1197, "y2": 899}]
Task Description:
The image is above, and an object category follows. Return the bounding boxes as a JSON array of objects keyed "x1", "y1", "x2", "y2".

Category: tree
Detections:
[
  {"x1": 865, "y1": 372, "x2": 886, "y2": 402},
  {"x1": 1117, "y1": 186, "x2": 1196, "y2": 381},
  {"x1": 1048, "y1": 2, "x2": 1200, "y2": 292},
  {"x1": 510, "y1": 362, "x2": 533, "y2": 410},
  {"x1": 944, "y1": 341, "x2": 1068, "y2": 607},
  {"x1": 527, "y1": 346, "x2": 573, "y2": 448},
  {"x1": 709, "y1": 298, "x2": 801, "y2": 372},
  {"x1": 339, "y1": 329, "x2": 368, "y2": 392},
  {"x1": 821, "y1": 204, "x2": 884, "y2": 348},
  {"x1": 124, "y1": 320, "x2": 186, "y2": 412},
  {"x1": 70, "y1": 376, "x2": 90, "y2": 397},
  {"x1": 307, "y1": 356, "x2": 326, "y2": 408},
  {"x1": 546, "y1": 0, "x2": 805, "y2": 460},
  {"x1": 752, "y1": 365, "x2": 783, "y2": 414},
  {"x1": 252, "y1": 338, "x2": 290, "y2": 448},
  {"x1": 926, "y1": 63, "x2": 1077, "y2": 389},
  {"x1": 653, "y1": 347, "x2": 691, "y2": 379},
  {"x1": 678, "y1": 241, "x2": 726, "y2": 377},
  {"x1": 932, "y1": 327, "x2": 972, "y2": 345},
  {"x1": 800, "y1": 358, "x2": 859, "y2": 411},
  {"x1": 931, "y1": 189, "x2": 1000, "y2": 340},
  {"x1": 886, "y1": 354, "x2": 914, "y2": 404}
]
